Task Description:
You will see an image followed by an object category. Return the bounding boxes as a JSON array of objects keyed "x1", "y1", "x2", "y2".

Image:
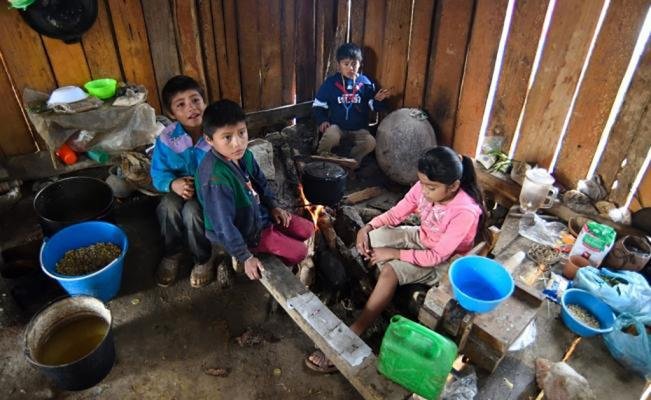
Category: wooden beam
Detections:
[
  {"x1": 212, "y1": 0, "x2": 242, "y2": 103},
  {"x1": 475, "y1": 166, "x2": 647, "y2": 236},
  {"x1": 257, "y1": 254, "x2": 410, "y2": 400},
  {"x1": 245, "y1": 101, "x2": 314, "y2": 136},
  {"x1": 142, "y1": 0, "x2": 181, "y2": 107},
  {"x1": 81, "y1": 0, "x2": 124, "y2": 81},
  {"x1": 513, "y1": 0, "x2": 605, "y2": 167},
  {"x1": 403, "y1": 0, "x2": 435, "y2": 108},
  {"x1": 197, "y1": 0, "x2": 221, "y2": 102},
  {"x1": 281, "y1": 0, "x2": 297, "y2": 105},
  {"x1": 453, "y1": 0, "x2": 509, "y2": 157},
  {"x1": 597, "y1": 39, "x2": 651, "y2": 204},
  {"x1": 554, "y1": 0, "x2": 649, "y2": 188},
  {"x1": 107, "y1": 0, "x2": 161, "y2": 111},
  {"x1": 379, "y1": 0, "x2": 412, "y2": 109},
  {"x1": 485, "y1": 0, "x2": 549, "y2": 152},
  {"x1": 423, "y1": 0, "x2": 474, "y2": 147},
  {"x1": 259, "y1": 0, "x2": 284, "y2": 109}
]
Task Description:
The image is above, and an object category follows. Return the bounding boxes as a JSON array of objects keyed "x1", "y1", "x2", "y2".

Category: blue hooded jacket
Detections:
[
  {"x1": 312, "y1": 72, "x2": 386, "y2": 131},
  {"x1": 150, "y1": 122, "x2": 211, "y2": 192}
]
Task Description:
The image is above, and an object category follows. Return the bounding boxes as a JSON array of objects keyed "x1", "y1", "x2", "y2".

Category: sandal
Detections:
[
  {"x1": 155, "y1": 253, "x2": 182, "y2": 287},
  {"x1": 190, "y1": 260, "x2": 215, "y2": 288},
  {"x1": 304, "y1": 350, "x2": 337, "y2": 373},
  {"x1": 216, "y1": 260, "x2": 234, "y2": 289}
]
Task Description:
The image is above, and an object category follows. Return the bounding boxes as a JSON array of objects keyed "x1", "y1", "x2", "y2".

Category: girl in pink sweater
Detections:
[{"x1": 306, "y1": 146, "x2": 487, "y2": 373}]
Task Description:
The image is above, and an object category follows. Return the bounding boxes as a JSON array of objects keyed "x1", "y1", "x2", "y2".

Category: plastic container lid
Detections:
[
  {"x1": 525, "y1": 168, "x2": 555, "y2": 185},
  {"x1": 47, "y1": 86, "x2": 88, "y2": 108}
]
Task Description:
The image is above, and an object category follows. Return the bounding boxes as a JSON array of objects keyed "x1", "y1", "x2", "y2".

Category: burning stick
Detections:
[
  {"x1": 317, "y1": 212, "x2": 337, "y2": 250},
  {"x1": 297, "y1": 233, "x2": 316, "y2": 286}
]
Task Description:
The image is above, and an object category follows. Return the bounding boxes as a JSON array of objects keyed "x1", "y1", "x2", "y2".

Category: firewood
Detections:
[
  {"x1": 343, "y1": 186, "x2": 384, "y2": 205},
  {"x1": 308, "y1": 155, "x2": 358, "y2": 169},
  {"x1": 317, "y1": 213, "x2": 337, "y2": 250}
]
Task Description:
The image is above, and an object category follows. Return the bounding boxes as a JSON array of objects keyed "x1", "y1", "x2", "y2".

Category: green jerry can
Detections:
[{"x1": 377, "y1": 315, "x2": 458, "y2": 399}]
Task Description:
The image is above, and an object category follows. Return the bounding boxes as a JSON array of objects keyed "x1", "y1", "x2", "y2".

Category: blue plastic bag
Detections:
[
  {"x1": 603, "y1": 314, "x2": 651, "y2": 379},
  {"x1": 574, "y1": 267, "x2": 651, "y2": 324}
]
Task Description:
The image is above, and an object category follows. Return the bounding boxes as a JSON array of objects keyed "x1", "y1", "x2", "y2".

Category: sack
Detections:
[
  {"x1": 573, "y1": 267, "x2": 651, "y2": 324},
  {"x1": 603, "y1": 314, "x2": 651, "y2": 379},
  {"x1": 604, "y1": 235, "x2": 651, "y2": 272}
]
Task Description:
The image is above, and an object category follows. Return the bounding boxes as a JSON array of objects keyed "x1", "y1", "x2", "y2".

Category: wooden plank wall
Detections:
[{"x1": 0, "y1": 0, "x2": 648, "y2": 208}]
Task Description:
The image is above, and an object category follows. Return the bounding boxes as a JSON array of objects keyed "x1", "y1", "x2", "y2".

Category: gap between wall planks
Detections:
[
  {"x1": 107, "y1": 0, "x2": 161, "y2": 112},
  {"x1": 485, "y1": 0, "x2": 549, "y2": 153},
  {"x1": 211, "y1": 0, "x2": 242, "y2": 104},
  {"x1": 597, "y1": 39, "x2": 651, "y2": 206},
  {"x1": 379, "y1": 0, "x2": 412, "y2": 110},
  {"x1": 512, "y1": 0, "x2": 605, "y2": 168},
  {"x1": 423, "y1": 0, "x2": 474, "y2": 147},
  {"x1": 403, "y1": 0, "x2": 435, "y2": 108},
  {"x1": 554, "y1": 0, "x2": 649, "y2": 188},
  {"x1": 81, "y1": 0, "x2": 124, "y2": 82},
  {"x1": 453, "y1": 0, "x2": 509, "y2": 157}
]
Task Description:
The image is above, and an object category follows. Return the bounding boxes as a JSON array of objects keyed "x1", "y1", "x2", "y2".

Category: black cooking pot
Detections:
[
  {"x1": 302, "y1": 161, "x2": 347, "y2": 207},
  {"x1": 33, "y1": 176, "x2": 114, "y2": 237},
  {"x1": 20, "y1": 0, "x2": 98, "y2": 44}
]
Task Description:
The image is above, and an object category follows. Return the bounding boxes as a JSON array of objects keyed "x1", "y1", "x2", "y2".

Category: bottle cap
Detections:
[
  {"x1": 86, "y1": 149, "x2": 109, "y2": 164},
  {"x1": 56, "y1": 143, "x2": 78, "y2": 165}
]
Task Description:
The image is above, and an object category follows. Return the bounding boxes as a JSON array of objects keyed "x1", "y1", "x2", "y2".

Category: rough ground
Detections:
[{"x1": 0, "y1": 195, "x2": 361, "y2": 400}]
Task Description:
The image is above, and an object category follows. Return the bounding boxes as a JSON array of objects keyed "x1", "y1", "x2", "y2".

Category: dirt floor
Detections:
[{"x1": 0, "y1": 161, "x2": 648, "y2": 399}]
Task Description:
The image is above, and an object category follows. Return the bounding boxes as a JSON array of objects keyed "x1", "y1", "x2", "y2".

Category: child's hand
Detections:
[
  {"x1": 369, "y1": 247, "x2": 400, "y2": 265},
  {"x1": 355, "y1": 225, "x2": 373, "y2": 259},
  {"x1": 374, "y1": 88, "x2": 390, "y2": 102},
  {"x1": 244, "y1": 256, "x2": 265, "y2": 280},
  {"x1": 319, "y1": 121, "x2": 331, "y2": 133},
  {"x1": 271, "y1": 207, "x2": 291, "y2": 228},
  {"x1": 171, "y1": 176, "x2": 195, "y2": 199}
]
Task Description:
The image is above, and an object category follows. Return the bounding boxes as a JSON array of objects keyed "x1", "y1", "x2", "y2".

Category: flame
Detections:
[{"x1": 297, "y1": 184, "x2": 324, "y2": 227}]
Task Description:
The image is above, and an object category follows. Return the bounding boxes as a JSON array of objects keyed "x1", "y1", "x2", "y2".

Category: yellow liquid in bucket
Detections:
[{"x1": 35, "y1": 316, "x2": 108, "y2": 365}]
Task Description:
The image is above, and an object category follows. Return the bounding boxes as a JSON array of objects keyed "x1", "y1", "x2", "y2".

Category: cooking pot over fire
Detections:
[{"x1": 302, "y1": 161, "x2": 347, "y2": 207}]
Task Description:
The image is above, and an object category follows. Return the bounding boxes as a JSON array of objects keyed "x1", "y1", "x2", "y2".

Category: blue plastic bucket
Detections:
[
  {"x1": 560, "y1": 289, "x2": 615, "y2": 337},
  {"x1": 449, "y1": 256, "x2": 514, "y2": 313},
  {"x1": 40, "y1": 222, "x2": 128, "y2": 302}
]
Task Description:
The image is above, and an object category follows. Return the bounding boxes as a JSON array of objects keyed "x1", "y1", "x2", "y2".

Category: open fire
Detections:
[{"x1": 297, "y1": 183, "x2": 324, "y2": 227}]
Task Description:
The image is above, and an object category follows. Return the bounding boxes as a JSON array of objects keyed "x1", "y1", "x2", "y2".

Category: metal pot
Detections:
[
  {"x1": 33, "y1": 176, "x2": 114, "y2": 237},
  {"x1": 302, "y1": 161, "x2": 347, "y2": 207}
]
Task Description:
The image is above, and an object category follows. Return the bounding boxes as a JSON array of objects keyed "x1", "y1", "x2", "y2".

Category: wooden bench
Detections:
[{"x1": 258, "y1": 254, "x2": 410, "y2": 400}]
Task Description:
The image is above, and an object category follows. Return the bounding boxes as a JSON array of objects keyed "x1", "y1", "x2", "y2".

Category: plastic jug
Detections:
[
  {"x1": 519, "y1": 168, "x2": 559, "y2": 213},
  {"x1": 377, "y1": 315, "x2": 458, "y2": 399}
]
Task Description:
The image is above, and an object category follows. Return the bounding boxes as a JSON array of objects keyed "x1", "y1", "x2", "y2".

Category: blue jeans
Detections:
[{"x1": 156, "y1": 193, "x2": 211, "y2": 264}]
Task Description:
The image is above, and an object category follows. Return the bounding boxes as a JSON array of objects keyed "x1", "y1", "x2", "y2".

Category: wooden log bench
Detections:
[{"x1": 257, "y1": 254, "x2": 411, "y2": 400}]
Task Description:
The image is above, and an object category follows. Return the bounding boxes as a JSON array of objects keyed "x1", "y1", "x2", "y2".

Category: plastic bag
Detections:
[
  {"x1": 574, "y1": 267, "x2": 651, "y2": 324},
  {"x1": 441, "y1": 368, "x2": 477, "y2": 400},
  {"x1": 518, "y1": 213, "x2": 567, "y2": 247},
  {"x1": 603, "y1": 314, "x2": 651, "y2": 379}
]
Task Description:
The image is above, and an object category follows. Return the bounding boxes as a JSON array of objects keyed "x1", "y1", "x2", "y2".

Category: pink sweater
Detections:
[{"x1": 368, "y1": 183, "x2": 482, "y2": 267}]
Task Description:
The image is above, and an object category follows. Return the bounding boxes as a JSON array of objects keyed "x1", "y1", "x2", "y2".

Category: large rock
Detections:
[
  {"x1": 375, "y1": 108, "x2": 436, "y2": 185},
  {"x1": 248, "y1": 139, "x2": 275, "y2": 180}
]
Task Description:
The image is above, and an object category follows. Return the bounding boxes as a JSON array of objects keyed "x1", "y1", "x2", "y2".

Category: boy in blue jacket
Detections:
[
  {"x1": 313, "y1": 43, "x2": 390, "y2": 167},
  {"x1": 196, "y1": 100, "x2": 314, "y2": 281},
  {"x1": 150, "y1": 75, "x2": 214, "y2": 288}
]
